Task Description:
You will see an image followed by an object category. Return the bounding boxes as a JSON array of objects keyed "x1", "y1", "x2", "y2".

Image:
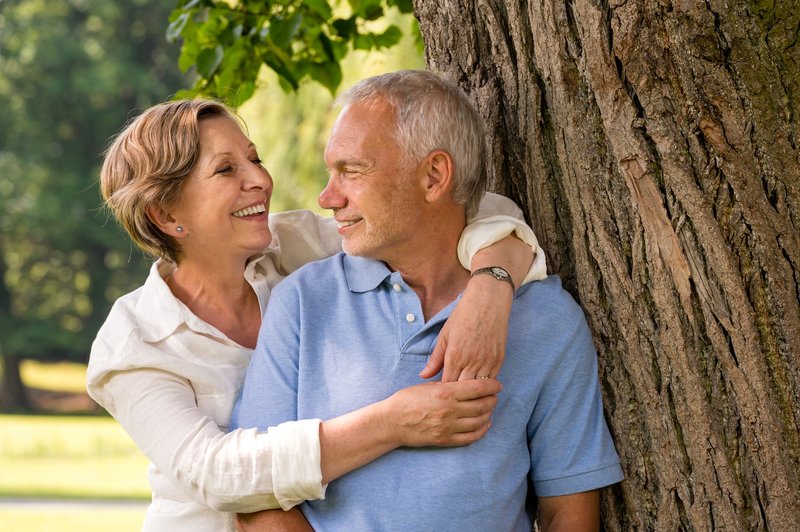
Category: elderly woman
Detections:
[{"x1": 87, "y1": 99, "x2": 546, "y2": 531}]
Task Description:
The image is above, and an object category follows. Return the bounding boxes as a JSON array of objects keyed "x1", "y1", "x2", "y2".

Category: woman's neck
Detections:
[{"x1": 166, "y1": 255, "x2": 261, "y2": 349}]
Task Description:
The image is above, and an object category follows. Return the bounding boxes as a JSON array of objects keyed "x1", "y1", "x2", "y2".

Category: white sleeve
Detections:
[
  {"x1": 91, "y1": 366, "x2": 324, "y2": 512},
  {"x1": 458, "y1": 192, "x2": 548, "y2": 284},
  {"x1": 267, "y1": 210, "x2": 342, "y2": 275}
]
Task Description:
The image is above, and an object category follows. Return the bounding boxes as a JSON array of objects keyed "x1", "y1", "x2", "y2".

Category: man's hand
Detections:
[
  {"x1": 538, "y1": 490, "x2": 600, "y2": 531},
  {"x1": 236, "y1": 507, "x2": 313, "y2": 532}
]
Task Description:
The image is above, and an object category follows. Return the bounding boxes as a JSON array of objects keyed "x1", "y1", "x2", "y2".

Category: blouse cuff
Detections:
[
  {"x1": 457, "y1": 215, "x2": 548, "y2": 286},
  {"x1": 269, "y1": 418, "x2": 327, "y2": 510}
]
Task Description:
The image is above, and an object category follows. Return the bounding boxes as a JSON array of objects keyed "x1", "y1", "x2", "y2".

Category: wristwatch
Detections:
[{"x1": 470, "y1": 266, "x2": 515, "y2": 292}]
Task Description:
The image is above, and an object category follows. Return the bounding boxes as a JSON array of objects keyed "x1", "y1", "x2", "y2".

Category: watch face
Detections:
[{"x1": 491, "y1": 267, "x2": 504, "y2": 276}]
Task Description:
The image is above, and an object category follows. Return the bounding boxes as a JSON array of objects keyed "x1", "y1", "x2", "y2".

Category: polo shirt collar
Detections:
[{"x1": 343, "y1": 255, "x2": 392, "y2": 293}]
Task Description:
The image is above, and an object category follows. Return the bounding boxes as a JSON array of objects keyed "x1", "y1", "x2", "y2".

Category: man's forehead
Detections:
[{"x1": 326, "y1": 102, "x2": 392, "y2": 156}]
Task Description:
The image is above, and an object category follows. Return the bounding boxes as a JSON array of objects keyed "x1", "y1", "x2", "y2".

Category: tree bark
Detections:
[
  {"x1": 415, "y1": 0, "x2": 800, "y2": 529},
  {"x1": 0, "y1": 234, "x2": 30, "y2": 411},
  {"x1": 0, "y1": 354, "x2": 29, "y2": 411}
]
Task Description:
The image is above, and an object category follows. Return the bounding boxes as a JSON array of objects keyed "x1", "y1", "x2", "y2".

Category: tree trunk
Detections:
[
  {"x1": 0, "y1": 355, "x2": 29, "y2": 411},
  {"x1": 0, "y1": 233, "x2": 30, "y2": 411},
  {"x1": 415, "y1": 0, "x2": 799, "y2": 529}
]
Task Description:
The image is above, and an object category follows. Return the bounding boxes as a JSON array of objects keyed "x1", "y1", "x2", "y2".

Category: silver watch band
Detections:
[{"x1": 470, "y1": 266, "x2": 515, "y2": 292}]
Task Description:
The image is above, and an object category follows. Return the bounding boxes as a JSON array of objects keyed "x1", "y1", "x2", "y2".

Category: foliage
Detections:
[
  {"x1": 0, "y1": 0, "x2": 187, "y2": 407},
  {"x1": 168, "y1": 0, "x2": 416, "y2": 105}
]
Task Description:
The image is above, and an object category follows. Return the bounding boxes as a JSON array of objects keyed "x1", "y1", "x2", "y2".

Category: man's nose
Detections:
[{"x1": 319, "y1": 176, "x2": 345, "y2": 210}]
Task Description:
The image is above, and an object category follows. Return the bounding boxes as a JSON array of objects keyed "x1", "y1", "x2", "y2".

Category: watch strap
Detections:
[{"x1": 470, "y1": 266, "x2": 516, "y2": 292}]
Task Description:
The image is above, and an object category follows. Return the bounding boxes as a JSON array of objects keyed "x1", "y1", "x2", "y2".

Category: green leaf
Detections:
[
  {"x1": 196, "y1": 45, "x2": 224, "y2": 78},
  {"x1": 229, "y1": 81, "x2": 256, "y2": 108},
  {"x1": 268, "y1": 13, "x2": 303, "y2": 50},
  {"x1": 178, "y1": 37, "x2": 200, "y2": 72},
  {"x1": 353, "y1": 33, "x2": 373, "y2": 50},
  {"x1": 387, "y1": 0, "x2": 414, "y2": 13},
  {"x1": 303, "y1": 0, "x2": 333, "y2": 20},
  {"x1": 166, "y1": 12, "x2": 191, "y2": 43},
  {"x1": 362, "y1": 4, "x2": 383, "y2": 21},
  {"x1": 332, "y1": 17, "x2": 356, "y2": 39},
  {"x1": 173, "y1": 88, "x2": 197, "y2": 100},
  {"x1": 374, "y1": 25, "x2": 402, "y2": 48},
  {"x1": 307, "y1": 60, "x2": 342, "y2": 95},
  {"x1": 217, "y1": 48, "x2": 246, "y2": 91},
  {"x1": 317, "y1": 32, "x2": 335, "y2": 61},
  {"x1": 348, "y1": 0, "x2": 381, "y2": 19},
  {"x1": 263, "y1": 55, "x2": 299, "y2": 90}
]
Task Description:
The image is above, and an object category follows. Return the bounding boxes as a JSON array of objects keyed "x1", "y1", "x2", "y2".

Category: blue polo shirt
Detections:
[{"x1": 232, "y1": 253, "x2": 622, "y2": 531}]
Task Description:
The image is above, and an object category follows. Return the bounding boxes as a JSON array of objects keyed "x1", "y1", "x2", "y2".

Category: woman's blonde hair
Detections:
[{"x1": 100, "y1": 99, "x2": 238, "y2": 262}]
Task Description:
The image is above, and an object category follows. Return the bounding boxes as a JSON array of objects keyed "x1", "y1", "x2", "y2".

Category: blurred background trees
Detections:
[{"x1": 0, "y1": 0, "x2": 185, "y2": 408}]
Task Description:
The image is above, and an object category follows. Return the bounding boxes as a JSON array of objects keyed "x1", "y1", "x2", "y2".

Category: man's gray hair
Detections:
[{"x1": 335, "y1": 70, "x2": 487, "y2": 217}]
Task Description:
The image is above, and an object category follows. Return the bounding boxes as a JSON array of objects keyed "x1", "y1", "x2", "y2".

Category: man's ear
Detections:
[
  {"x1": 421, "y1": 150, "x2": 455, "y2": 203},
  {"x1": 146, "y1": 204, "x2": 183, "y2": 238}
]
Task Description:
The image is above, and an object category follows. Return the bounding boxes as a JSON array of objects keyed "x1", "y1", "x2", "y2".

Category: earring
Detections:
[{"x1": 176, "y1": 226, "x2": 184, "y2": 233}]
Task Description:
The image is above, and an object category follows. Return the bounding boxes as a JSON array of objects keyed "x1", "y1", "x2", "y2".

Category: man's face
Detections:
[{"x1": 319, "y1": 98, "x2": 423, "y2": 261}]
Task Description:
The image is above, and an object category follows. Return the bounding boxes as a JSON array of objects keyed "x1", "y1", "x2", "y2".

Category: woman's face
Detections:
[{"x1": 171, "y1": 116, "x2": 274, "y2": 263}]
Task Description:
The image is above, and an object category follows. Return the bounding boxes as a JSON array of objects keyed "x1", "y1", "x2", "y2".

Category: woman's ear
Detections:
[
  {"x1": 146, "y1": 204, "x2": 184, "y2": 238},
  {"x1": 421, "y1": 150, "x2": 455, "y2": 203}
]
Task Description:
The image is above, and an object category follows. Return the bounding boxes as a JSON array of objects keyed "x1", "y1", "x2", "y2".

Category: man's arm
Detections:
[
  {"x1": 537, "y1": 490, "x2": 600, "y2": 532},
  {"x1": 524, "y1": 283, "x2": 623, "y2": 526},
  {"x1": 236, "y1": 507, "x2": 313, "y2": 532}
]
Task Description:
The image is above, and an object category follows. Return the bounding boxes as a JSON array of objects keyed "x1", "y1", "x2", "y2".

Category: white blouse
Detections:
[{"x1": 86, "y1": 195, "x2": 546, "y2": 532}]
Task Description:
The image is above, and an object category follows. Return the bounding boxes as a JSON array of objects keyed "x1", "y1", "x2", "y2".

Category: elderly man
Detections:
[{"x1": 232, "y1": 70, "x2": 623, "y2": 530}]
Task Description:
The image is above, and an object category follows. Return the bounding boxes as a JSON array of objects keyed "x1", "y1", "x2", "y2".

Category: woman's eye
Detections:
[
  {"x1": 251, "y1": 158, "x2": 263, "y2": 165},
  {"x1": 216, "y1": 166, "x2": 233, "y2": 174}
]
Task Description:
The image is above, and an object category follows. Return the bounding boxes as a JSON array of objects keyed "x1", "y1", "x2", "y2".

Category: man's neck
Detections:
[{"x1": 383, "y1": 219, "x2": 469, "y2": 321}]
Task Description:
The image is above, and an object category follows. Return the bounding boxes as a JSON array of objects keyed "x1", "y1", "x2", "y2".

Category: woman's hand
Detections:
[
  {"x1": 421, "y1": 233, "x2": 532, "y2": 382},
  {"x1": 420, "y1": 274, "x2": 513, "y2": 381},
  {"x1": 385, "y1": 378, "x2": 502, "y2": 447}
]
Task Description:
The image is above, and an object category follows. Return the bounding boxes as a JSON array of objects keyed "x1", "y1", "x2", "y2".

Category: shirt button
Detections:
[
  {"x1": 393, "y1": 283, "x2": 402, "y2": 292},
  {"x1": 405, "y1": 313, "x2": 415, "y2": 323}
]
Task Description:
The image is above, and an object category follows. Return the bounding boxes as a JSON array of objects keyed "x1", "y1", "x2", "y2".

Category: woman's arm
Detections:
[
  {"x1": 93, "y1": 368, "x2": 300, "y2": 512},
  {"x1": 266, "y1": 210, "x2": 341, "y2": 275},
  {"x1": 318, "y1": 378, "x2": 500, "y2": 484},
  {"x1": 421, "y1": 193, "x2": 547, "y2": 381},
  {"x1": 92, "y1": 362, "x2": 500, "y2": 514}
]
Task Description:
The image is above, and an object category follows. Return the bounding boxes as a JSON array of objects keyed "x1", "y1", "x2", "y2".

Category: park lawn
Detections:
[
  {"x1": 19, "y1": 359, "x2": 88, "y2": 394},
  {"x1": 0, "y1": 504, "x2": 146, "y2": 532},
  {"x1": 0, "y1": 415, "x2": 150, "y2": 500}
]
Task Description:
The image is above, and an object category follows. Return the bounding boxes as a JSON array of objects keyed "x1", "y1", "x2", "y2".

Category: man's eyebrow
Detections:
[{"x1": 331, "y1": 158, "x2": 371, "y2": 168}]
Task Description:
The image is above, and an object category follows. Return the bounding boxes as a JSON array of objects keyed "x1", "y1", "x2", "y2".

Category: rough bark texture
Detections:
[{"x1": 414, "y1": 0, "x2": 800, "y2": 529}]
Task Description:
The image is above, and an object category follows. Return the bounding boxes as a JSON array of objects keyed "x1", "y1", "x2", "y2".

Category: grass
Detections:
[
  {"x1": 20, "y1": 359, "x2": 88, "y2": 394},
  {"x1": 0, "y1": 415, "x2": 150, "y2": 500},
  {"x1": 0, "y1": 504, "x2": 146, "y2": 532},
  {"x1": 0, "y1": 361, "x2": 150, "y2": 531}
]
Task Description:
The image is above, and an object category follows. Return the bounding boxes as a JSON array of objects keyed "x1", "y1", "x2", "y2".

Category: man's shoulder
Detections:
[
  {"x1": 514, "y1": 275, "x2": 584, "y2": 317},
  {"x1": 270, "y1": 252, "x2": 348, "y2": 298},
  {"x1": 510, "y1": 275, "x2": 591, "y2": 342}
]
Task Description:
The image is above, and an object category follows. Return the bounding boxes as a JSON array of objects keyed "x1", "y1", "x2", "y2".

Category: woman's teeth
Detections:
[{"x1": 233, "y1": 204, "x2": 266, "y2": 217}]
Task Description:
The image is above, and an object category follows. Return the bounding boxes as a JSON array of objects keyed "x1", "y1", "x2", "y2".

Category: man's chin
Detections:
[{"x1": 342, "y1": 240, "x2": 372, "y2": 258}]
